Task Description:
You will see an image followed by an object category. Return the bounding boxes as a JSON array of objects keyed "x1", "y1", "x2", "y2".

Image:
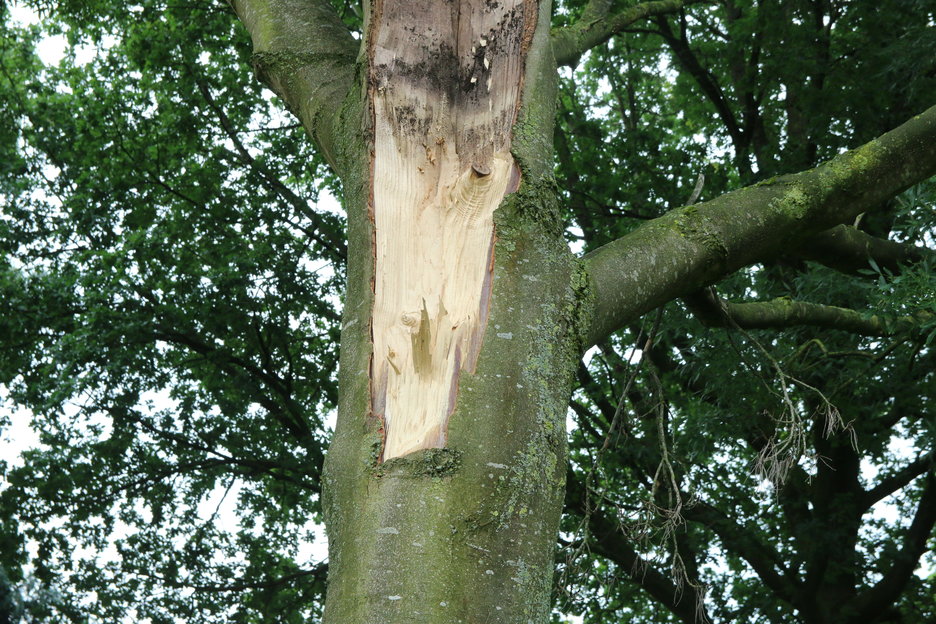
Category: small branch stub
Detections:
[{"x1": 472, "y1": 162, "x2": 491, "y2": 177}]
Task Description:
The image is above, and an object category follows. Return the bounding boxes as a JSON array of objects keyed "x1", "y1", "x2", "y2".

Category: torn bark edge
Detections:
[{"x1": 364, "y1": 0, "x2": 535, "y2": 464}]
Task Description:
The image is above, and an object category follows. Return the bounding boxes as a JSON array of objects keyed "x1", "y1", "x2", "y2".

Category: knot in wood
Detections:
[{"x1": 471, "y1": 162, "x2": 491, "y2": 177}]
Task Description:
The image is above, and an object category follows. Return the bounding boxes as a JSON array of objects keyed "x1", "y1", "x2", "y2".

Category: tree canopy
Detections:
[{"x1": 1, "y1": 0, "x2": 934, "y2": 622}]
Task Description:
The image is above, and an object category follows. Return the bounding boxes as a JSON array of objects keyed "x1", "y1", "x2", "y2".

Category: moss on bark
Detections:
[{"x1": 319, "y1": 1, "x2": 592, "y2": 621}]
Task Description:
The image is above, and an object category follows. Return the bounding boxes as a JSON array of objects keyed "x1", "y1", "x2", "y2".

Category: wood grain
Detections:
[{"x1": 368, "y1": 0, "x2": 533, "y2": 459}]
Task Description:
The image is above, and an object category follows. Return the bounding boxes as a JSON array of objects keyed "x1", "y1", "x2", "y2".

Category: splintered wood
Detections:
[{"x1": 369, "y1": 0, "x2": 532, "y2": 459}]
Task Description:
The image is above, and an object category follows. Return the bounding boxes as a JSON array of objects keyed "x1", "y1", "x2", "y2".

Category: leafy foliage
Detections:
[{"x1": 1, "y1": 1, "x2": 343, "y2": 621}]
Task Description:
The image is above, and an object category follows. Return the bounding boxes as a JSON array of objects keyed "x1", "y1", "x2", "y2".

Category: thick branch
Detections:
[
  {"x1": 683, "y1": 288, "x2": 928, "y2": 336},
  {"x1": 852, "y1": 474, "x2": 936, "y2": 623},
  {"x1": 584, "y1": 104, "x2": 936, "y2": 346},
  {"x1": 227, "y1": 0, "x2": 358, "y2": 173},
  {"x1": 563, "y1": 471, "x2": 708, "y2": 623},
  {"x1": 682, "y1": 502, "x2": 798, "y2": 603},
  {"x1": 552, "y1": 0, "x2": 687, "y2": 67},
  {"x1": 654, "y1": 14, "x2": 745, "y2": 157},
  {"x1": 862, "y1": 452, "x2": 935, "y2": 509},
  {"x1": 794, "y1": 224, "x2": 932, "y2": 276}
]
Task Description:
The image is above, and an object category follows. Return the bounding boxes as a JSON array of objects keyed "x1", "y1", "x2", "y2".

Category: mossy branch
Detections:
[
  {"x1": 793, "y1": 224, "x2": 932, "y2": 276},
  {"x1": 683, "y1": 289, "x2": 930, "y2": 337},
  {"x1": 583, "y1": 103, "x2": 936, "y2": 346},
  {"x1": 228, "y1": 0, "x2": 359, "y2": 175},
  {"x1": 552, "y1": 0, "x2": 688, "y2": 67}
]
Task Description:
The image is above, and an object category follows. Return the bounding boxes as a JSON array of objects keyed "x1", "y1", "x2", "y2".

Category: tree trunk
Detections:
[
  {"x1": 227, "y1": 0, "x2": 936, "y2": 620},
  {"x1": 321, "y1": 0, "x2": 586, "y2": 621}
]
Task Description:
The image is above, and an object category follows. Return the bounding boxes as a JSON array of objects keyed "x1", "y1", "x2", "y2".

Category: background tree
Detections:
[{"x1": 0, "y1": 0, "x2": 934, "y2": 623}]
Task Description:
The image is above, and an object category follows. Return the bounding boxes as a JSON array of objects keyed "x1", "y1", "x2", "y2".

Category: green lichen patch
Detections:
[
  {"x1": 494, "y1": 178, "x2": 566, "y2": 241},
  {"x1": 774, "y1": 183, "x2": 810, "y2": 220},
  {"x1": 568, "y1": 260, "x2": 595, "y2": 353},
  {"x1": 250, "y1": 50, "x2": 356, "y2": 75}
]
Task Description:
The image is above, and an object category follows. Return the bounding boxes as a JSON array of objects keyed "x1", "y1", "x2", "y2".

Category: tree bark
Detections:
[
  {"x1": 320, "y1": 1, "x2": 585, "y2": 621},
  {"x1": 584, "y1": 103, "x2": 936, "y2": 345}
]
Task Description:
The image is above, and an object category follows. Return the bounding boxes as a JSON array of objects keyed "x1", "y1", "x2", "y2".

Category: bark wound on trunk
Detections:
[{"x1": 370, "y1": 0, "x2": 532, "y2": 460}]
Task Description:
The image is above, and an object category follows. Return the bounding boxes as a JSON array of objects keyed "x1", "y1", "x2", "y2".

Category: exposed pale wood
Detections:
[{"x1": 369, "y1": 0, "x2": 533, "y2": 459}]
